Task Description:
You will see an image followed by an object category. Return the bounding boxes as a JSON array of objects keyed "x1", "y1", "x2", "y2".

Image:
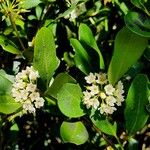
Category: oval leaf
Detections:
[
  {"x1": 79, "y1": 23, "x2": 105, "y2": 69},
  {"x1": 125, "y1": 11, "x2": 150, "y2": 37},
  {"x1": 60, "y1": 121, "x2": 89, "y2": 145},
  {"x1": 0, "y1": 35, "x2": 21, "y2": 54},
  {"x1": 33, "y1": 27, "x2": 60, "y2": 87},
  {"x1": 124, "y1": 74, "x2": 149, "y2": 135},
  {"x1": 108, "y1": 27, "x2": 148, "y2": 85},
  {"x1": 57, "y1": 83, "x2": 85, "y2": 118}
]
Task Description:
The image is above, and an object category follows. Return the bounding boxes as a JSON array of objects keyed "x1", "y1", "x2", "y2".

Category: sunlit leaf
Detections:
[
  {"x1": 60, "y1": 121, "x2": 89, "y2": 145},
  {"x1": 57, "y1": 83, "x2": 85, "y2": 118},
  {"x1": 33, "y1": 27, "x2": 60, "y2": 87},
  {"x1": 0, "y1": 35, "x2": 21, "y2": 54}
]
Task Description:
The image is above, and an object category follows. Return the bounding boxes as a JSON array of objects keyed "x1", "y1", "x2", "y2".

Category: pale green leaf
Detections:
[
  {"x1": 0, "y1": 95, "x2": 21, "y2": 114},
  {"x1": 33, "y1": 27, "x2": 60, "y2": 87},
  {"x1": 60, "y1": 121, "x2": 89, "y2": 145},
  {"x1": 57, "y1": 83, "x2": 85, "y2": 118},
  {"x1": 0, "y1": 35, "x2": 21, "y2": 54}
]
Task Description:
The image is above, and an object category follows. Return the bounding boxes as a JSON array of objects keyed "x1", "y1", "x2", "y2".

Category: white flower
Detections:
[
  {"x1": 95, "y1": 73, "x2": 107, "y2": 84},
  {"x1": 26, "y1": 83, "x2": 37, "y2": 92},
  {"x1": 12, "y1": 66, "x2": 44, "y2": 113},
  {"x1": 83, "y1": 91, "x2": 91, "y2": 100},
  {"x1": 87, "y1": 85, "x2": 99, "y2": 96},
  {"x1": 105, "y1": 96, "x2": 116, "y2": 106},
  {"x1": 29, "y1": 92, "x2": 40, "y2": 102},
  {"x1": 34, "y1": 97, "x2": 45, "y2": 108},
  {"x1": 99, "y1": 103, "x2": 116, "y2": 115},
  {"x1": 104, "y1": 84, "x2": 115, "y2": 95},
  {"x1": 99, "y1": 92, "x2": 106, "y2": 99},
  {"x1": 23, "y1": 102, "x2": 35, "y2": 113},
  {"x1": 20, "y1": 89, "x2": 29, "y2": 100},
  {"x1": 83, "y1": 99, "x2": 93, "y2": 109},
  {"x1": 116, "y1": 81, "x2": 124, "y2": 94},
  {"x1": 85, "y1": 73, "x2": 96, "y2": 84},
  {"x1": 13, "y1": 81, "x2": 26, "y2": 89},
  {"x1": 91, "y1": 98, "x2": 99, "y2": 109},
  {"x1": 116, "y1": 95, "x2": 125, "y2": 106}
]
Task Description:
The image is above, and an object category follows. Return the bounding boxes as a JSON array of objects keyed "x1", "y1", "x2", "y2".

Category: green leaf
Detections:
[
  {"x1": 57, "y1": 83, "x2": 85, "y2": 118},
  {"x1": 124, "y1": 74, "x2": 149, "y2": 135},
  {"x1": 70, "y1": 38, "x2": 91, "y2": 74},
  {"x1": 0, "y1": 35, "x2": 21, "y2": 54},
  {"x1": 33, "y1": 27, "x2": 60, "y2": 87},
  {"x1": 60, "y1": 121, "x2": 89, "y2": 145},
  {"x1": 90, "y1": 110, "x2": 117, "y2": 136},
  {"x1": 45, "y1": 73, "x2": 76, "y2": 99},
  {"x1": 108, "y1": 27, "x2": 148, "y2": 85},
  {"x1": 0, "y1": 95, "x2": 21, "y2": 114},
  {"x1": 125, "y1": 11, "x2": 150, "y2": 37},
  {"x1": 79, "y1": 23, "x2": 105, "y2": 69},
  {"x1": 127, "y1": 138, "x2": 139, "y2": 150},
  {"x1": 131, "y1": 0, "x2": 150, "y2": 15},
  {"x1": 19, "y1": 0, "x2": 41, "y2": 9},
  {"x1": 0, "y1": 71, "x2": 12, "y2": 95}
]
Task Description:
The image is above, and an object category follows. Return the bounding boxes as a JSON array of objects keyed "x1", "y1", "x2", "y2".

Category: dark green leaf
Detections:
[
  {"x1": 127, "y1": 138, "x2": 139, "y2": 150},
  {"x1": 125, "y1": 11, "x2": 150, "y2": 37},
  {"x1": 60, "y1": 121, "x2": 89, "y2": 145},
  {"x1": 79, "y1": 23, "x2": 105, "y2": 69},
  {"x1": 70, "y1": 38, "x2": 91, "y2": 74},
  {"x1": 33, "y1": 27, "x2": 60, "y2": 87},
  {"x1": 57, "y1": 83, "x2": 85, "y2": 118},
  {"x1": 124, "y1": 74, "x2": 149, "y2": 135},
  {"x1": 108, "y1": 27, "x2": 148, "y2": 85}
]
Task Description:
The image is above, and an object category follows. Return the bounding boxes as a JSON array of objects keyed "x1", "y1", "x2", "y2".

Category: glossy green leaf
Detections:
[
  {"x1": 108, "y1": 27, "x2": 148, "y2": 85},
  {"x1": 57, "y1": 83, "x2": 85, "y2": 118},
  {"x1": 0, "y1": 95, "x2": 21, "y2": 114},
  {"x1": 45, "y1": 73, "x2": 76, "y2": 99},
  {"x1": 33, "y1": 27, "x2": 60, "y2": 87},
  {"x1": 60, "y1": 121, "x2": 89, "y2": 145},
  {"x1": 90, "y1": 110, "x2": 117, "y2": 136},
  {"x1": 70, "y1": 38, "x2": 91, "y2": 74},
  {"x1": 125, "y1": 11, "x2": 150, "y2": 37},
  {"x1": 0, "y1": 35, "x2": 21, "y2": 54},
  {"x1": 19, "y1": 0, "x2": 41, "y2": 9},
  {"x1": 124, "y1": 74, "x2": 149, "y2": 135},
  {"x1": 79, "y1": 23, "x2": 105, "y2": 69}
]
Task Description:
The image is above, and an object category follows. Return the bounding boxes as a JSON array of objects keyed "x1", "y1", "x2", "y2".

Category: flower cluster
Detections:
[
  {"x1": 83, "y1": 72, "x2": 125, "y2": 115},
  {"x1": 12, "y1": 66, "x2": 44, "y2": 113}
]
